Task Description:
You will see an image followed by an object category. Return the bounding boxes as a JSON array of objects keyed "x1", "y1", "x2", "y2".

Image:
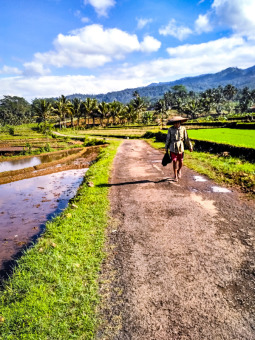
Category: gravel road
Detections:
[{"x1": 98, "y1": 139, "x2": 255, "y2": 340}]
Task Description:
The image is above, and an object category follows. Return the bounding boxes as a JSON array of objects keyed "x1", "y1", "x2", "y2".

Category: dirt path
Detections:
[{"x1": 98, "y1": 139, "x2": 255, "y2": 340}]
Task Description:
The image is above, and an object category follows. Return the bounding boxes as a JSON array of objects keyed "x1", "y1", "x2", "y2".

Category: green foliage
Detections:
[
  {"x1": 0, "y1": 95, "x2": 33, "y2": 126},
  {"x1": 38, "y1": 123, "x2": 53, "y2": 135},
  {"x1": 22, "y1": 142, "x2": 32, "y2": 154},
  {"x1": 83, "y1": 136, "x2": 107, "y2": 147},
  {"x1": 8, "y1": 126, "x2": 15, "y2": 136},
  {"x1": 143, "y1": 130, "x2": 166, "y2": 142},
  {"x1": 39, "y1": 143, "x2": 53, "y2": 153}
]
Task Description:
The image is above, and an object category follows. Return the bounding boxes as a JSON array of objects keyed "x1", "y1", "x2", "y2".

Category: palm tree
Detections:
[
  {"x1": 131, "y1": 95, "x2": 147, "y2": 123},
  {"x1": 239, "y1": 87, "x2": 252, "y2": 113},
  {"x1": 183, "y1": 98, "x2": 202, "y2": 119},
  {"x1": 154, "y1": 99, "x2": 167, "y2": 129},
  {"x1": 82, "y1": 97, "x2": 98, "y2": 126},
  {"x1": 32, "y1": 99, "x2": 52, "y2": 125},
  {"x1": 71, "y1": 98, "x2": 83, "y2": 127},
  {"x1": 109, "y1": 101, "x2": 122, "y2": 125},
  {"x1": 97, "y1": 101, "x2": 110, "y2": 126},
  {"x1": 200, "y1": 89, "x2": 215, "y2": 115},
  {"x1": 125, "y1": 104, "x2": 135, "y2": 124},
  {"x1": 223, "y1": 84, "x2": 237, "y2": 114},
  {"x1": 53, "y1": 95, "x2": 73, "y2": 128},
  {"x1": 212, "y1": 86, "x2": 225, "y2": 115}
]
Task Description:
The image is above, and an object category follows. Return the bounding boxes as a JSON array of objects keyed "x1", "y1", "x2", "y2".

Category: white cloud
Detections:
[
  {"x1": 117, "y1": 35, "x2": 255, "y2": 82},
  {"x1": 23, "y1": 62, "x2": 51, "y2": 76},
  {"x1": 212, "y1": 0, "x2": 255, "y2": 37},
  {"x1": 0, "y1": 65, "x2": 22, "y2": 75},
  {"x1": 140, "y1": 36, "x2": 161, "y2": 53},
  {"x1": 195, "y1": 14, "x2": 212, "y2": 33},
  {"x1": 84, "y1": 0, "x2": 115, "y2": 16},
  {"x1": 159, "y1": 19, "x2": 193, "y2": 41},
  {"x1": 194, "y1": 0, "x2": 255, "y2": 37},
  {"x1": 2, "y1": 34, "x2": 255, "y2": 101},
  {"x1": 20, "y1": 25, "x2": 161, "y2": 75},
  {"x1": 166, "y1": 36, "x2": 245, "y2": 58},
  {"x1": 0, "y1": 74, "x2": 145, "y2": 101},
  {"x1": 27, "y1": 25, "x2": 140, "y2": 72},
  {"x1": 137, "y1": 18, "x2": 153, "y2": 30}
]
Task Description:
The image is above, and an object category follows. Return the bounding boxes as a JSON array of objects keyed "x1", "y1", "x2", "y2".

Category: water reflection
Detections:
[
  {"x1": 0, "y1": 168, "x2": 88, "y2": 276},
  {"x1": 0, "y1": 149, "x2": 81, "y2": 173}
]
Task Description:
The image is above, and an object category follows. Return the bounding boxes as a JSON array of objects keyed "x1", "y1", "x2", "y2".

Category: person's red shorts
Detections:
[{"x1": 170, "y1": 152, "x2": 184, "y2": 162}]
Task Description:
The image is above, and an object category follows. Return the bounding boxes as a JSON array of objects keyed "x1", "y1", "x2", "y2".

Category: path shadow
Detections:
[{"x1": 97, "y1": 178, "x2": 174, "y2": 188}]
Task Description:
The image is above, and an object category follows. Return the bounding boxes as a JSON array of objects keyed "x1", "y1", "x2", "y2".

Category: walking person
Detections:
[{"x1": 165, "y1": 116, "x2": 193, "y2": 182}]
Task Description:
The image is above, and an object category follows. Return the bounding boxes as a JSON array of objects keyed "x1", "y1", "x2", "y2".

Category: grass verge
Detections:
[
  {"x1": 147, "y1": 139, "x2": 255, "y2": 195},
  {"x1": 0, "y1": 140, "x2": 121, "y2": 339}
]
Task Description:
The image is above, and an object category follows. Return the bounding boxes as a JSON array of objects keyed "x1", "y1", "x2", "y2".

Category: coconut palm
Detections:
[
  {"x1": 71, "y1": 98, "x2": 83, "y2": 127},
  {"x1": 183, "y1": 98, "x2": 202, "y2": 119},
  {"x1": 223, "y1": 84, "x2": 237, "y2": 114},
  {"x1": 154, "y1": 99, "x2": 167, "y2": 129},
  {"x1": 53, "y1": 95, "x2": 73, "y2": 128},
  {"x1": 131, "y1": 95, "x2": 147, "y2": 123},
  {"x1": 239, "y1": 87, "x2": 252, "y2": 113},
  {"x1": 124, "y1": 104, "x2": 135, "y2": 124},
  {"x1": 97, "y1": 101, "x2": 110, "y2": 126},
  {"x1": 32, "y1": 99, "x2": 52, "y2": 125},
  {"x1": 109, "y1": 101, "x2": 122, "y2": 125},
  {"x1": 82, "y1": 97, "x2": 98, "y2": 126}
]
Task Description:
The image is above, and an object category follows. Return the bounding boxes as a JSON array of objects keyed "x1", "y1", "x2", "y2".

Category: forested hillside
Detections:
[{"x1": 66, "y1": 66, "x2": 255, "y2": 104}]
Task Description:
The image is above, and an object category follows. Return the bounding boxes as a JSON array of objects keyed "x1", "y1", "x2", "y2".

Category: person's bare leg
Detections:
[
  {"x1": 173, "y1": 161, "x2": 178, "y2": 181},
  {"x1": 177, "y1": 159, "x2": 183, "y2": 178}
]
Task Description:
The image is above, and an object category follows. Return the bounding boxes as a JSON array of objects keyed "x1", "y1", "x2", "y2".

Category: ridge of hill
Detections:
[{"x1": 66, "y1": 65, "x2": 255, "y2": 104}]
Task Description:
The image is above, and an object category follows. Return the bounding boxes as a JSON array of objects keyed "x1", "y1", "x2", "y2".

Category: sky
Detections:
[{"x1": 0, "y1": 0, "x2": 255, "y2": 101}]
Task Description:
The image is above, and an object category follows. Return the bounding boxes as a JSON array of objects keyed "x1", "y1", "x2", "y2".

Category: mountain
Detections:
[{"x1": 67, "y1": 65, "x2": 255, "y2": 104}]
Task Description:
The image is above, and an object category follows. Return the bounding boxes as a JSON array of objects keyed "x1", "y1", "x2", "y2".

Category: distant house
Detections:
[{"x1": 247, "y1": 105, "x2": 255, "y2": 113}]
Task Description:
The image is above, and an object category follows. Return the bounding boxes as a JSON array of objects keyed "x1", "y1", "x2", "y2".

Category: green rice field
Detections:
[{"x1": 187, "y1": 128, "x2": 255, "y2": 148}]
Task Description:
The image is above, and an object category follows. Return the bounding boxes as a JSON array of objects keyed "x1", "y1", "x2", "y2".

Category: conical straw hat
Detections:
[{"x1": 168, "y1": 116, "x2": 188, "y2": 123}]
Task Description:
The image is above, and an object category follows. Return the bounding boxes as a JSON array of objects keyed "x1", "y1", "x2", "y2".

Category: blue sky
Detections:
[{"x1": 0, "y1": 0, "x2": 255, "y2": 101}]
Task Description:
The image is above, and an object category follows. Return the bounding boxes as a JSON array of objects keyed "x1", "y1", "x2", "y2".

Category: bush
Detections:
[
  {"x1": 8, "y1": 126, "x2": 15, "y2": 136},
  {"x1": 83, "y1": 136, "x2": 107, "y2": 147}
]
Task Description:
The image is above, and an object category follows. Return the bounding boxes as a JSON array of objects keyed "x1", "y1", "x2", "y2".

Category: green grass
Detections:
[
  {"x1": 147, "y1": 139, "x2": 255, "y2": 194},
  {"x1": 0, "y1": 141, "x2": 121, "y2": 339},
  {"x1": 187, "y1": 128, "x2": 255, "y2": 148}
]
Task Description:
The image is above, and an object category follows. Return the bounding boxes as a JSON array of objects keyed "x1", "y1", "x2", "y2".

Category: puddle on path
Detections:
[
  {"x1": 211, "y1": 186, "x2": 231, "y2": 193},
  {"x1": 0, "y1": 168, "x2": 88, "y2": 277},
  {"x1": 0, "y1": 149, "x2": 81, "y2": 173},
  {"x1": 193, "y1": 176, "x2": 208, "y2": 182}
]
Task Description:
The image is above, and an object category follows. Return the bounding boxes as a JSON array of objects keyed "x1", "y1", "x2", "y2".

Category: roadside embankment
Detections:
[{"x1": 0, "y1": 146, "x2": 101, "y2": 185}]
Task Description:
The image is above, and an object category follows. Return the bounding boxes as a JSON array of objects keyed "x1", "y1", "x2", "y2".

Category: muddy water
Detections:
[
  {"x1": 0, "y1": 149, "x2": 81, "y2": 173},
  {"x1": 0, "y1": 168, "x2": 88, "y2": 279}
]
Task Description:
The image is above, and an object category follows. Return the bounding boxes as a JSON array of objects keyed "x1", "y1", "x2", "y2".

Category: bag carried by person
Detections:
[{"x1": 162, "y1": 152, "x2": 172, "y2": 166}]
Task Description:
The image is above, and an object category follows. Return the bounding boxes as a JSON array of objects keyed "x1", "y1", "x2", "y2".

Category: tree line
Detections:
[{"x1": 0, "y1": 85, "x2": 255, "y2": 127}]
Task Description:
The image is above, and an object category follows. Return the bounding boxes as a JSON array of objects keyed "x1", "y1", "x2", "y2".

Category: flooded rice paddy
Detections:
[
  {"x1": 0, "y1": 148, "x2": 81, "y2": 173},
  {"x1": 0, "y1": 168, "x2": 88, "y2": 279}
]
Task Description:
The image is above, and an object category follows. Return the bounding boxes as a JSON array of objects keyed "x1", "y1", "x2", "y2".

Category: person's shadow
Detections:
[{"x1": 96, "y1": 178, "x2": 173, "y2": 188}]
